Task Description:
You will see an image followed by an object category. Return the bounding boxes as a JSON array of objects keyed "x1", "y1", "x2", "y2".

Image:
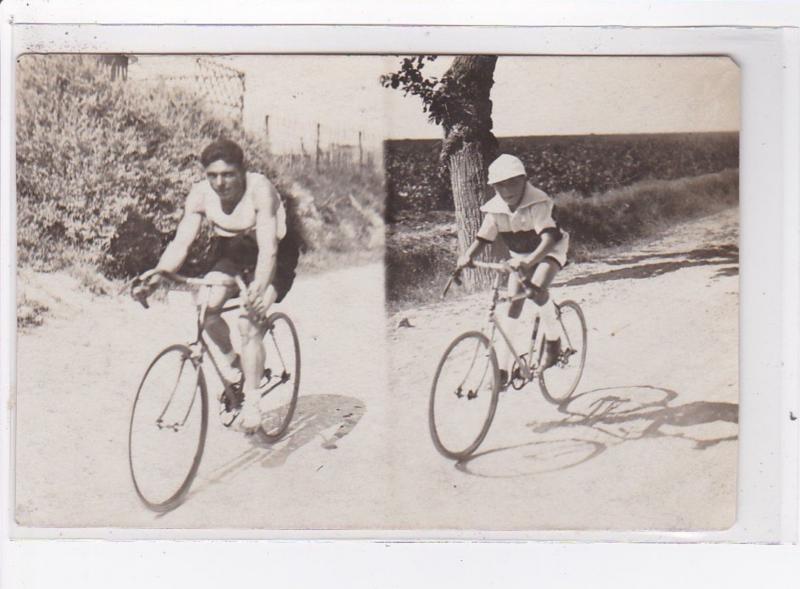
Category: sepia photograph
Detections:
[
  {"x1": 385, "y1": 55, "x2": 740, "y2": 530},
  {"x1": 13, "y1": 51, "x2": 739, "y2": 531}
]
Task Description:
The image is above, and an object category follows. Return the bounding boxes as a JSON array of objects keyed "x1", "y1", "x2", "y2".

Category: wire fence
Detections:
[
  {"x1": 128, "y1": 56, "x2": 246, "y2": 127},
  {"x1": 126, "y1": 56, "x2": 382, "y2": 172},
  {"x1": 264, "y1": 114, "x2": 382, "y2": 172}
]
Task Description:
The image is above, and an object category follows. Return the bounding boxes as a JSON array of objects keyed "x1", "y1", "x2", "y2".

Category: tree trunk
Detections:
[
  {"x1": 448, "y1": 143, "x2": 494, "y2": 288},
  {"x1": 440, "y1": 55, "x2": 499, "y2": 289}
]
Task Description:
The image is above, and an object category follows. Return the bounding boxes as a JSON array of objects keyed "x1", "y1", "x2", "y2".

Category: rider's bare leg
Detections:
[
  {"x1": 238, "y1": 284, "x2": 277, "y2": 393},
  {"x1": 495, "y1": 259, "x2": 561, "y2": 378},
  {"x1": 495, "y1": 274, "x2": 528, "y2": 379},
  {"x1": 202, "y1": 274, "x2": 240, "y2": 381},
  {"x1": 529, "y1": 259, "x2": 560, "y2": 340},
  {"x1": 236, "y1": 285, "x2": 277, "y2": 430}
]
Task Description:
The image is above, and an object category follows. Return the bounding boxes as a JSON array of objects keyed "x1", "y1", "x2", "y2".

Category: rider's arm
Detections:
[
  {"x1": 250, "y1": 177, "x2": 280, "y2": 295},
  {"x1": 154, "y1": 189, "x2": 203, "y2": 275},
  {"x1": 457, "y1": 213, "x2": 497, "y2": 268},
  {"x1": 457, "y1": 239, "x2": 487, "y2": 268}
]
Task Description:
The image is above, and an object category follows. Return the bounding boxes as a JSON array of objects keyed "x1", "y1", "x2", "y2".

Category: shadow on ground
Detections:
[
  {"x1": 457, "y1": 385, "x2": 738, "y2": 479},
  {"x1": 556, "y1": 244, "x2": 738, "y2": 287},
  {"x1": 174, "y1": 394, "x2": 365, "y2": 509}
]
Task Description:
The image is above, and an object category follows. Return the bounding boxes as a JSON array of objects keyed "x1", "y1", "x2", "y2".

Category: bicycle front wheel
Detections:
[
  {"x1": 258, "y1": 312, "x2": 301, "y2": 442},
  {"x1": 429, "y1": 331, "x2": 501, "y2": 460},
  {"x1": 128, "y1": 344, "x2": 208, "y2": 512},
  {"x1": 539, "y1": 300, "x2": 588, "y2": 404}
]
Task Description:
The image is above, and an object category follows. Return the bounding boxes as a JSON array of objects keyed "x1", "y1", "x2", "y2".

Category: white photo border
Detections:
[{"x1": 1, "y1": 22, "x2": 798, "y2": 545}]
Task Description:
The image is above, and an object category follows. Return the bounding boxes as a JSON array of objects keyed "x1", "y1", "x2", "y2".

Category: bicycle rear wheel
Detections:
[
  {"x1": 429, "y1": 331, "x2": 501, "y2": 460},
  {"x1": 538, "y1": 300, "x2": 588, "y2": 404},
  {"x1": 258, "y1": 312, "x2": 301, "y2": 441},
  {"x1": 128, "y1": 344, "x2": 208, "y2": 512}
]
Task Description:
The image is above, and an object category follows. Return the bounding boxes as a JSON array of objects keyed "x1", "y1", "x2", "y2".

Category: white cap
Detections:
[{"x1": 487, "y1": 154, "x2": 526, "y2": 184}]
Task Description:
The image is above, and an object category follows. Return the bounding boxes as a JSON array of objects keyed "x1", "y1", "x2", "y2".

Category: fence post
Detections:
[
  {"x1": 264, "y1": 115, "x2": 270, "y2": 153},
  {"x1": 358, "y1": 131, "x2": 363, "y2": 168}
]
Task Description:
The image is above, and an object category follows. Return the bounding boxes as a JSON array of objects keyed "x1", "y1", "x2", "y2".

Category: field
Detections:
[
  {"x1": 385, "y1": 132, "x2": 739, "y2": 310},
  {"x1": 384, "y1": 132, "x2": 738, "y2": 218}
]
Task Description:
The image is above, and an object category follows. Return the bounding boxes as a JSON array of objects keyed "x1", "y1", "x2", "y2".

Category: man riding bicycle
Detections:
[
  {"x1": 456, "y1": 153, "x2": 570, "y2": 386},
  {"x1": 139, "y1": 139, "x2": 299, "y2": 433}
]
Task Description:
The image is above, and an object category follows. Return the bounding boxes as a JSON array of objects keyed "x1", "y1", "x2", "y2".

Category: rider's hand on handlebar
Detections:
[
  {"x1": 139, "y1": 268, "x2": 164, "y2": 287},
  {"x1": 456, "y1": 253, "x2": 474, "y2": 271},
  {"x1": 244, "y1": 281, "x2": 269, "y2": 320},
  {"x1": 507, "y1": 257, "x2": 529, "y2": 272},
  {"x1": 131, "y1": 269, "x2": 162, "y2": 308}
]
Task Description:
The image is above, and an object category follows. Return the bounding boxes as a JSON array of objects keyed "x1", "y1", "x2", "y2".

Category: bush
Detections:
[
  {"x1": 16, "y1": 55, "x2": 383, "y2": 279},
  {"x1": 555, "y1": 168, "x2": 739, "y2": 258}
]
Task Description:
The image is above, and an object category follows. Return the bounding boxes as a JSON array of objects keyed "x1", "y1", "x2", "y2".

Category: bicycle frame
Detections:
[
  {"x1": 482, "y1": 270, "x2": 547, "y2": 382},
  {"x1": 450, "y1": 260, "x2": 573, "y2": 383},
  {"x1": 185, "y1": 283, "x2": 290, "y2": 403},
  {"x1": 151, "y1": 284, "x2": 246, "y2": 431}
]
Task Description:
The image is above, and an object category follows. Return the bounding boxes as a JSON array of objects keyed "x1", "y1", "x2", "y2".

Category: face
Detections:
[
  {"x1": 205, "y1": 159, "x2": 245, "y2": 201},
  {"x1": 491, "y1": 174, "x2": 527, "y2": 206}
]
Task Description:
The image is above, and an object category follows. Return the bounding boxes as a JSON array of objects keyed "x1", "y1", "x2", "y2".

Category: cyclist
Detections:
[
  {"x1": 456, "y1": 153, "x2": 569, "y2": 386},
  {"x1": 139, "y1": 139, "x2": 299, "y2": 433}
]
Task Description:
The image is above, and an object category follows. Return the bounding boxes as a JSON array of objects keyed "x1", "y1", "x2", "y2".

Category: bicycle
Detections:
[
  {"x1": 429, "y1": 260, "x2": 587, "y2": 461},
  {"x1": 126, "y1": 271, "x2": 301, "y2": 512}
]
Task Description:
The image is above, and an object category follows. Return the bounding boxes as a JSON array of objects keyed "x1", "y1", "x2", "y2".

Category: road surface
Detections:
[{"x1": 14, "y1": 208, "x2": 738, "y2": 531}]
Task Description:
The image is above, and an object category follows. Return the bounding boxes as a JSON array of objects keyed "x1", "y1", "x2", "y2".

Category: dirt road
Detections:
[
  {"x1": 387, "y1": 207, "x2": 739, "y2": 531},
  {"x1": 14, "y1": 208, "x2": 738, "y2": 531},
  {"x1": 15, "y1": 262, "x2": 393, "y2": 529}
]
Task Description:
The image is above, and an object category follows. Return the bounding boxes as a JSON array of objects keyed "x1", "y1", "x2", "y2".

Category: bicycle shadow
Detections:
[
  {"x1": 252, "y1": 394, "x2": 366, "y2": 468},
  {"x1": 557, "y1": 244, "x2": 738, "y2": 287},
  {"x1": 457, "y1": 385, "x2": 738, "y2": 479},
  {"x1": 171, "y1": 393, "x2": 365, "y2": 510}
]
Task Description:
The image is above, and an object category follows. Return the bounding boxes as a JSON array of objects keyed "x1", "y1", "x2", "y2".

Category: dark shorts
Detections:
[
  {"x1": 210, "y1": 233, "x2": 299, "y2": 303},
  {"x1": 506, "y1": 256, "x2": 562, "y2": 318}
]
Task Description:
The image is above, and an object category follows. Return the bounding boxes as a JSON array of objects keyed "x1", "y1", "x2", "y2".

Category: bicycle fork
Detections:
[{"x1": 156, "y1": 348, "x2": 203, "y2": 432}]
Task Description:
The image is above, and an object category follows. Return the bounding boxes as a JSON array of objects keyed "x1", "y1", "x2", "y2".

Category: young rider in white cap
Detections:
[{"x1": 456, "y1": 153, "x2": 570, "y2": 386}]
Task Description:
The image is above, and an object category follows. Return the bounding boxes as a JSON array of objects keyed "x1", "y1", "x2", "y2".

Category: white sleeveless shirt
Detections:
[{"x1": 189, "y1": 172, "x2": 287, "y2": 240}]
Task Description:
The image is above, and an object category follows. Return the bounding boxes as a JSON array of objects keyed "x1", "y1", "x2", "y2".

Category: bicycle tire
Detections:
[
  {"x1": 128, "y1": 344, "x2": 208, "y2": 512},
  {"x1": 429, "y1": 331, "x2": 501, "y2": 460},
  {"x1": 258, "y1": 312, "x2": 301, "y2": 442},
  {"x1": 538, "y1": 300, "x2": 588, "y2": 404}
]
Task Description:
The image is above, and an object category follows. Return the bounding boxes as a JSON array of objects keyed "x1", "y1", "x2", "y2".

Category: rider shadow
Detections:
[
  {"x1": 457, "y1": 385, "x2": 738, "y2": 479},
  {"x1": 175, "y1": 393, "x2": 365, "y2": 509}
]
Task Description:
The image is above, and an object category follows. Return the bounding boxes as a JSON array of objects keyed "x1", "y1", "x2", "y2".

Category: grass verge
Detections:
[{"x1": 386, "y1": 169, "x2": 739, "y2": 312}]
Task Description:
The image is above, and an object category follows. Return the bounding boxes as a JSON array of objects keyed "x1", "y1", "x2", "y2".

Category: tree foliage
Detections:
[{"x1": 380, "y1": 55, "x2": 498, "y2": 163}]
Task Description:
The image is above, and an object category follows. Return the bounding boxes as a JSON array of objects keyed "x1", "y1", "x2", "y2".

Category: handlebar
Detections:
[
  {"x1": 441, "y1": 260, "x2": 534, "y2": 299},
  {"x1": 128, "y1": 270, "x2": 247, "y2": 309}
]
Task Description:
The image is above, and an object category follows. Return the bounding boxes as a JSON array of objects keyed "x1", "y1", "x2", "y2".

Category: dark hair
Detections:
[{"x1": 200, "y1": 139, "x2": 244, "y2": 168}]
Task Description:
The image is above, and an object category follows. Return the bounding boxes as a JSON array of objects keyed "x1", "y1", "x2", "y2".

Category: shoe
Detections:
[
  {"x1": 498, "y1": 369, "x2": 510, "y2": 390},
  {"x1": 221, "y1": 379, "x2": 244, "y2": 413},
  {"x1": 236, "y1": 393, "x2": 262, "y2": 433},
  {"x1": 541, "y1": 338, "x2": 562, "y2": 370}
]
